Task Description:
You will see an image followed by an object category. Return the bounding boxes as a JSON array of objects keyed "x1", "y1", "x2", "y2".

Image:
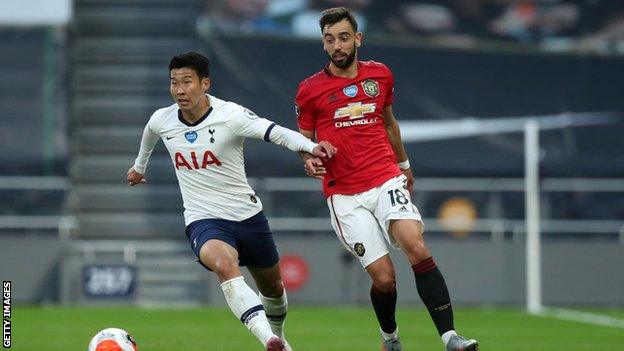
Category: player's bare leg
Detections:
[
  {"x1": 389, "y1": 219, "x2": 478, "y2": 350},
  {"x1": 199, "y1": 239, "x2": 242, "y2": 282},
  {"x1": 365, "y1": 255, "x2": 402, "y2": 350},
  {"x1": 249, "y1": 264, "x2": 284, "y2": 297},
  {"x1": 250, "y1": 264, "x2": 292, "y2": 351},
  {"x1": 199, "y1": 240, "x2": 282, "y2": 350}
]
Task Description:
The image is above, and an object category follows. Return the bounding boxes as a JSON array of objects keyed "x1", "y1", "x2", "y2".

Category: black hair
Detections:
[
  {"x1": 168, "y1": 52, "x2": 210, "y2": 79},
  {"x1": 319, "y1": 7, "x2": 358, "y2": 33}
]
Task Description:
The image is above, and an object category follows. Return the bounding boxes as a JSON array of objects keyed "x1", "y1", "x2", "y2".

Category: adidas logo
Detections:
[{"x1": 399, "y1": 205, "x2": 408, "y2": 212}]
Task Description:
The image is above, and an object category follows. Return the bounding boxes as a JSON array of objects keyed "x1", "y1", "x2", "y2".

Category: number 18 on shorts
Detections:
[{"x1": 327, "y1": 175, "x2": 422, "y2": 268}]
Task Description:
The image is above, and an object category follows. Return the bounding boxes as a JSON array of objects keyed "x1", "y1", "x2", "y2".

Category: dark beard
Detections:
[{"x1": 329, "y1": 50, "x2": 356, "y2": 68}]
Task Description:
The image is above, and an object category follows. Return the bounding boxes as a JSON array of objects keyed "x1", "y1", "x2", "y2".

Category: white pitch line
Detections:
[{"x1": 533, "y1": 307, "x2": 624, "y2": 330}]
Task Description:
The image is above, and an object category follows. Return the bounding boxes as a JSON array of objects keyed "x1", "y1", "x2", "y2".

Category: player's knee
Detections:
[
  {"x1": 403, "y1": 241, "x2": 430, "y2": 263},
  {"x1": 212, "y1": 257, "x2": 239, "y2": 279},
  {"x1": 373, "y1": 275, "x2": 396, "y2": 293}
]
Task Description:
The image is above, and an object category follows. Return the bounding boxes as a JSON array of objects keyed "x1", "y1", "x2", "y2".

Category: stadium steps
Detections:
[
  {"x1": 137, "y1": 281, "x2": 207, "y2": 298},
  {"x1": 137, "y1": 258, "x2": 204, "y2": 286},
  {"x1": 72, "y1": 65, "x2": 167, "y2": 95},
  {"x1": 76, "y1": 240, "x2": 209, "y2": 304},
  {"x1": 69, "y1": 0, "x2": 206, "y2": 305},
  {"x1": 70, "y1": 155, "x2": 176, "y2": 183},
  {"x1": 72, "y1": 127, "x2": 169, "y2": 154},
  {"x1": 139, "y1": 272, "x2": 201, "y2": 284},
  {"x1": 77, "y1": 0, "x2": 199, "y2": 5},
  {"x1": 69, "y1": 184, "x2": 182, "y2": 212},
  {"x1": 135, "y1": 284, "x2": 208, "y2": 306},
  {"x1": 72, "y1": 37, "x2": 197, "y2": 64},
  {"x1": 137, "y1": 257, "x2": 198, "y2": 271},
  {"x1": 76, "y1": 213, "x2": 183, "y2": 238},
  {"x1": 71, "y1": 95, "x2": 172, "y2": 127},
  {"x1": 73, "y1": 3, "x2": 199, "y2": 36}
]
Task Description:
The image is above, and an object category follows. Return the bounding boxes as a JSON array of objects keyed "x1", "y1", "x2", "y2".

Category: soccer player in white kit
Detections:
[{"x1": 127, "y1": 52, "x2": 336, "y2": 351}]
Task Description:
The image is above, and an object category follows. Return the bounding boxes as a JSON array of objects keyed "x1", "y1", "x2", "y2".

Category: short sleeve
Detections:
[
  {"x1": 295, "y1": 85, "x2": 315, "y2": 131},
  {"x1": 226, "y1": 105, "x2": 274, "y2": 140},
  {"x1": 384, "y1": 65, "x2": 395, "y2": 107}
]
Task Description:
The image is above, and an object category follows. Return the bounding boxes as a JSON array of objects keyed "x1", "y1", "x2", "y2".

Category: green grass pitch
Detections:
[{"x1": 11, "y1": 306, "x2": 624, "y2": 350}]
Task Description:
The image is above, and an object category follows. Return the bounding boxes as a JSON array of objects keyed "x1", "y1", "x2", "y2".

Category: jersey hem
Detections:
[{"x1": 323, "y1": 170, "x2": 401, "y2": 198}]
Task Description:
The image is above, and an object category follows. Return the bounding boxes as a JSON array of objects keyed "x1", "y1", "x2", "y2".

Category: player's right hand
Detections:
[
  {"x1": 126, "y1": 167, "x2": 146, "y2": 186},
  {"x1": 312, "y1": 140, "x2": 337, "y2": 159}
]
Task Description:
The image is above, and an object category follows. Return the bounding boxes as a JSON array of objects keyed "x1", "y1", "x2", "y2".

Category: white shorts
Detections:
[{"x1": 326, "y1": 175, "x2": 423, "y2": 268}]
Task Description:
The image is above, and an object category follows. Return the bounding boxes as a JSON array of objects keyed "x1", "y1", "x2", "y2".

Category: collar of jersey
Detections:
[
  {"x1": 323, "y1": 61, "x2": 361, "y2": 79},
  {"x1": 178, "y1": 106, "x2": 214, "y2": 127}
]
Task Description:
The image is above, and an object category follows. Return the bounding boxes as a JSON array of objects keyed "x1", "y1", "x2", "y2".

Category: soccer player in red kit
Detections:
[{"x1": 295, "y1": 7, "x2": 478, "y2": 351}]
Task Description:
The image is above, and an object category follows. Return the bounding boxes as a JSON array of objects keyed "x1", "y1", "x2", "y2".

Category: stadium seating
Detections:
[{"x1": 67, "y1": 0, "x2": 207, "y2": 305}]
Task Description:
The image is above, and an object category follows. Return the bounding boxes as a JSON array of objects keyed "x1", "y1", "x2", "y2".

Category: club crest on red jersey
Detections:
[{"x1": 361, "y1": 79, "x2": 379, "y2": 98}]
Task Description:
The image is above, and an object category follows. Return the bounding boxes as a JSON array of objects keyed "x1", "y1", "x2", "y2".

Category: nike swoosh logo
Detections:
[{"x1": 166, "y1": 136, "x2": 174, "y2": 140}]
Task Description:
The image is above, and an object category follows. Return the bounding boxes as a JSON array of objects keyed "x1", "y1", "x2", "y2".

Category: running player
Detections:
[
  {"x1": 295, "y1": 7, "x2": 478, "y2": 351},
  {"x1": 127, "y1": 52, "x2": 336, "y2": 351}
]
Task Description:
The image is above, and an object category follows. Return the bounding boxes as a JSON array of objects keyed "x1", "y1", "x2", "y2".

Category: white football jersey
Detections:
[{"x1": 134, "y1": 94, "x2": 297, "y2": 224}]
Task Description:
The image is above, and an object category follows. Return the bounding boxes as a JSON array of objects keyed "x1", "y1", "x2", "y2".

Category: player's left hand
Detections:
[
  {"x1": 312, "y1": 140, "x2": 337, "y2": 159},
  {"x1": 402, "y1": 168, "x2": 414, "y2": 193},
  {"x1": 304, "y1": 156, "x2": 326, "y2": 180}
]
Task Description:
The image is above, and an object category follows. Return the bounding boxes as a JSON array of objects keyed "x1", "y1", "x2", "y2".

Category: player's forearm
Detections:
[
  {"x1": 386, "y1": 123, "x2": 409, "y2": 163},
  {"x1": 297, "y1": 128, "x2": 316, "y2": 159},
  {"x1": 132, "y1": 124, "x2": 159, "y2": 174},
  {"x1": 269, "y1": 125, "x2": 317, "y2": 154}
]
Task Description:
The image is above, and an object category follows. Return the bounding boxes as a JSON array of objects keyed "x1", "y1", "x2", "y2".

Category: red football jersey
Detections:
[{"x1": 296, "y1": 60, "x2": 402, "y2": 197}]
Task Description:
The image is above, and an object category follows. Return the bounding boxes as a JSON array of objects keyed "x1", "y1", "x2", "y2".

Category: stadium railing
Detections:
[
  {"x1": 249, "y1": 177, "x2": 624, "y2": 241},
  {"x1": 2, "y1": 175, "x2": 621, "y2": 243},
  {"x1": 0, "y1": 176, "x2": 73, "y2": 234}
]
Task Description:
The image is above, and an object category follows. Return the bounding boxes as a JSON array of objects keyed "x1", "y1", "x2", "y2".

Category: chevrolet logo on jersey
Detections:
[{"x1": 334, "y1": 102, "x2": 376, "y2": 119}]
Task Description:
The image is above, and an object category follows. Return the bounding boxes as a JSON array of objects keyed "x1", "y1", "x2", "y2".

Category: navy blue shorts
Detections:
[{"x1": 185, "y1": 211, "x2": 279, "y2": 270}]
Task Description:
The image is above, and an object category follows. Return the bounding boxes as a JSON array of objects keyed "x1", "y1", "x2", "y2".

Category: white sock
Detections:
[
  {"x1": 220, "y1": 276, "x2": 276, "y2": 346},
  {"x1": 259, "y1": 290, "x2": 288, "y2": 338},
  {"x1": 380, "y1": 326, "x2": 399, "y2": 341},
  {"x1": 441, "y1": 330, "x2": 457, "y2": 346}
]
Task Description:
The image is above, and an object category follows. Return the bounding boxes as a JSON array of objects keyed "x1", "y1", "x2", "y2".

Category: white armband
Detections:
[{"x1": 398, "y1": 159, "x2": 411, "y2": 170}]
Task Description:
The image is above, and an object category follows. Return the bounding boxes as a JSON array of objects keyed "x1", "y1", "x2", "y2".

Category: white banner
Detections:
[{"x1": 0, "y1": 0, "x2": 72, "y2": 25}]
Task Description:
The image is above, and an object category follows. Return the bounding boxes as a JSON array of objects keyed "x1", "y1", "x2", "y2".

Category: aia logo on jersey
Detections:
[{"x1": 175, "y1": 150, "x2": 222, "y2": 170}]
